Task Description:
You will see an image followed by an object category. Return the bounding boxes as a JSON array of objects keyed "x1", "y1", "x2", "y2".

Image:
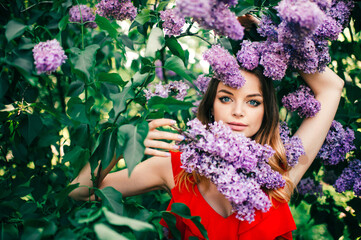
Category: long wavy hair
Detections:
[{"x1": 176, "y1": 67, "x2": 295, "y2": 202}]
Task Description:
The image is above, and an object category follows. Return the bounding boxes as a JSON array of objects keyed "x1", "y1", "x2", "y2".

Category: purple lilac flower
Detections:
[
  {"x1": 282, "y1": 85, "x2": 321, "y2": 118},
  {"x1": 203, "y1": 45, "x2": 245, "y2": 88},
  {"x1": 160, "y1": 9, "x2": 185, "y2": 36},
  {"x1": 279, "y1": 121, "x2": 305, "y2": 167},
  {"x1": 33, "y1": 39, "x2": 67, "y2": 74},
  {"x1": 218, "y1": 0, "x2": 238, "y2": 6},
  {"x1": 69, "y1": 5, "x2": 97, "y2": 28},
  {"x1": 317, "y1": 120, "x2": 355, "y2": 165},
  {"x1": 175, "y1": 0, "x2": 244, "y2": 40},
  {"x1": 96, "y1": 0, "x2": 137, "y2": 21},
  {"x1": 257, "y1": 16, "x2": 278, "y2": 41},
  {"x1": 312, "y1": 0, "x2": 332, "y2": 11},
  {"x1": 277, "y1": 0, "x2": 326, "y2": 37},
  {"x1": 144, "y1": 81, "x2": 189, "y2": 100},
  {"x1": 259, "y1": 41, "x2": 290, "y2": 81},
  {"x1": 175, "y1": 0, "x2": 212, "y2": 19},
  {"x1": 195, "y1": 74, "x2": 211, "y2": 94},
  {"x1": 179, "y1": 119, "x2": 285, "y2": 222},
  {"x1": 236, "y1": 40, "x2": 260, "y2": 71},
  {"x1": 314, "y1": 16, "x2": 343, "y2": 41},
  {"x1": 297, "y1": 177, "x2": 323, "y2": 196},
  {"x1": 334, "y1": 159, "x2": 361, "y2": 197},
  {"x1": 314, "y1": 40, "x2": 331, "y2": 72},
  {"x1": 328, "y1": 0, "x2": 354, "y2": 27},
  {"x1": 290, "y1": 38, "x2": 319, "y2": 74}
]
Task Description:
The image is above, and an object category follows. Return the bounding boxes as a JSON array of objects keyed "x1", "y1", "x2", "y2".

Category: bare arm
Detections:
[
  {"x1": 289, "y1": 67, "x2": 344, "y2": 185},
  {"x1": 69, "y1": 118, "x2": 182, "y2": 201}
]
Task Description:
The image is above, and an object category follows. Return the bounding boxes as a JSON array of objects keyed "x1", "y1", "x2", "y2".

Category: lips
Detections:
[{"x1": 227, "y1": 122, "x2": 247, "y2": 131}]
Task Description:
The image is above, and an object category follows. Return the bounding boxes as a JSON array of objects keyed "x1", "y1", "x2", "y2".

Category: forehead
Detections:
[{"x1": 216, "y1": 71, "x2": 262, "y2": 95}]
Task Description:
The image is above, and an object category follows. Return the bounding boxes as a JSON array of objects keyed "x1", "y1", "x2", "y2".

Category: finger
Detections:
[
  {"x1": 147, "y1": 130, "x2": 184, "y2": 141},
  {"x1": 148, "y1": 118, "x2": 176, "y2": 130},
  {"x1": 144, "y1": 139, "x2": 179, "y2": 151},
  {"x1": 144, "y1": 148, "x2": 171, "y2": 157}
]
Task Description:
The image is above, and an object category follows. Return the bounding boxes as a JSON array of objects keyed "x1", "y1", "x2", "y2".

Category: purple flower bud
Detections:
[
  {"x1": 334, "y1": 159, "x2": 361, "y2": 197},
  {"x1": 194, "y1": 74, "x2": 211, "y2": 94},
  {"x1": 297, "y1": 177, "x2": 323, "y2": 196},
  {"x1": 236, "y1": 40, "x2": 260, "y2": 70}
]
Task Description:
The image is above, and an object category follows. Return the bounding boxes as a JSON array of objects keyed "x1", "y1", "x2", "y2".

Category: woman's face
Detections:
[{"x1": 212, "y1": 70, "x2": 264, "y2": 138}]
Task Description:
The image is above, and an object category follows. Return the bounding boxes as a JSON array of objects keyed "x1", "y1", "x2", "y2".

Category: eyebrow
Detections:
[{"x1": 217, "y1": 89, "x2": 263, "y2": 98}]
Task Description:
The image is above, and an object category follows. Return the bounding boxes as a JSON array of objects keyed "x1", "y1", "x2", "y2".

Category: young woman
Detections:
[{"x1": 69, "y1": 67, "x2": 344, "y2": 239}]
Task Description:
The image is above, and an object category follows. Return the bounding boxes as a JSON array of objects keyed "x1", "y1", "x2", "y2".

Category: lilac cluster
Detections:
[
  {"x1": 259, "y1": 41, "x2": 290, "y2": 81},
  {"x1": 160, "y1": 9, "x2": 185, "y2": 36},
  {"x1": 282, "y1": 85, "x2": 321, "y2": 118},
  {"x1": 194, "y1": 74, "x2": 211, "y2": 94},
  {"x1": 179, "y1": 119, "x2": 286, "y2": 222},
  {"x1": 96, "y1": 0, "x2": 137, "y2": 21},
  {"x1": 236, "y1": 40, "x2": 260, "y2": 71},
  {"x1": 317, "y1": 120, "x2": 355, "y2": 165},
  {"x1": 33, "y1": 39, "x2": 67, "y2": 74},
  {"x1": 297, "y1": 177, "x2": 323, "y2": 196},
  {"x1": 144, "y1": 81, "x2": 189, "y2": 101},
  {"x1": 245, "y1": 0, "x2": 354, "y2": 78},
  {"x1": 279, "y1": 122, "x2": 305, "y2": 167},
  {"x1": 175, "y1": 0, "x2": 244, "y2": 40},
  {"x1": 69, "y1": 5, "x2": 97, "y2": 28},
  {"x1": 203, "y1": 45, "x2": 245, "y2": 89},
  {"x1": 334, "y1": 159, "x2": 361, "y2": 196}
]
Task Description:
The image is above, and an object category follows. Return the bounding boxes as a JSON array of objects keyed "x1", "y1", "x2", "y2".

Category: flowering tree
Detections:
[{"x1": 0, "y1": 0, "x2": 360, "y2": 239}]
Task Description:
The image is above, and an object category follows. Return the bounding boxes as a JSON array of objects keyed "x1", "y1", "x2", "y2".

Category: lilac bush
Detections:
[
  {"x1": 69, "y1": 5, "x2": 97, "y2": 28},
  {"x1": 179, "y1": 119, "x2": 285, "y2": 222},
  {"x1": 236, "y1": 40, "x2": 260, "y2": 71},
  {"x1": 144, "y1": 81, "x2": 190, "y2": 101},
  {"x1": 32, "y1": 39, "x2": 67, "y2": 74},
  {"x1": 194, "y1": 74, "x2": 212, "y2": 94}
]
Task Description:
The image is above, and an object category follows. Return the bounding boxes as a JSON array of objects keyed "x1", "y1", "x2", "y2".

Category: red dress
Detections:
[{"x1": 160, "y1": 151, "x2": 297, "y2": 240}]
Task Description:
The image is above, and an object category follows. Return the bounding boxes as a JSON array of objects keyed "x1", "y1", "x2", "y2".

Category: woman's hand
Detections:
[{"x1": 144, "y1": 118, "x2": 184, "y2": 157}]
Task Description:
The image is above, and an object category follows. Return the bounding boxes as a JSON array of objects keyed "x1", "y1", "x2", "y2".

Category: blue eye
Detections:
[
  {"x1": 219, "y1": 97, "x2": 231, "y2": 103},
  {"x1": 248, "y1": 100, "x2": 261, "y2": 106}
]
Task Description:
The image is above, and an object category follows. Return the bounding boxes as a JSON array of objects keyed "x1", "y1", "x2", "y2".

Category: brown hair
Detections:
[{"x1": 177, "y1": 67, "x2": 294, "y2": 202}]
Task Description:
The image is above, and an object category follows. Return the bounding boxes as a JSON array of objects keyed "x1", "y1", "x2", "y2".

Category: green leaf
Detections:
[
  {"x1": 58, "y1": 15, "x2": 69, "y2": 31},
  {"x1": 67, "y1": 80, "x2": 85, "y2": 96},
  {"x1": 54, "y1": 183, "x2": 79, "y2": 209},
  {"x1": 119, "y1": 121, "x2": 149, "y2": 176},
  {"x1": 95, "y1": 15, "x2": 118, "y2": 39},
  {"x1": 95, "y1": 187, "x2": 124, "y2": 215},
  {"x1": 165, "y1": 37, "x2": 185, "y2": 63},
  {"x1": 119, "y1": 34, "x2": 134, "y2": 50},
  {"x1": 5, "y1": 20, "x2": 27, "y2": 42},
  {"x1": 94, "y1": 223, "x2": 130, "y2": 240},
  {"x1": 156, "y1": 1, "x2": 170, "y2": 11},
  {"x1": 77, "y1": 208, "x2": 103, "y2": 224},
  {"x1": 97, "y1": 72, "x2": 126, "y2": 87},
  {"x1": 164, "y1": 56, "x2": 192, "y2": 81},
  {"x1": 103, "y1": 207, "x2": 154, "y2": 232},
  {"x1": 148, "y1": 96, "x2": 194, "y2": 113},
  {"x1": 132, "y1": 72, "x2": 153, "y2": 88},
  {"x1": 110, "y1": 87, "x2": 135, "y2": 115},
  {"x1": 161, "y1": 212, "x2": 181, "y2": 240},
  {"x1": 19, "y1": 114, "x2": 43, "y2": 145},
  {"x1": 100, "y1": 128, "x2": 117, "y2": 169},
  {"x1": 134, "y1": 9, "x2": 151, "y2": 25},
  {"x1": 170, "y1": 203, "x2": 208, "y2": 240},
  {"x1": 66, "y1": 97, "x2": 90, "y2": 124},
  {"x1": 145, "y1": 27, "x2": 165, "y2": 58},
  {"x1": 69, "y1": 44, "x2": 100, "y2": 82},
  {"x1": 63, "y1": 146, "x2": 89, "y2": 176}
]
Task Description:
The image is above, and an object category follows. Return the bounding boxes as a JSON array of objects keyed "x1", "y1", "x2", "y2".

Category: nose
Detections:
[{"x1": 232, "y1": 102, "x2": 244, "y2": 117}]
